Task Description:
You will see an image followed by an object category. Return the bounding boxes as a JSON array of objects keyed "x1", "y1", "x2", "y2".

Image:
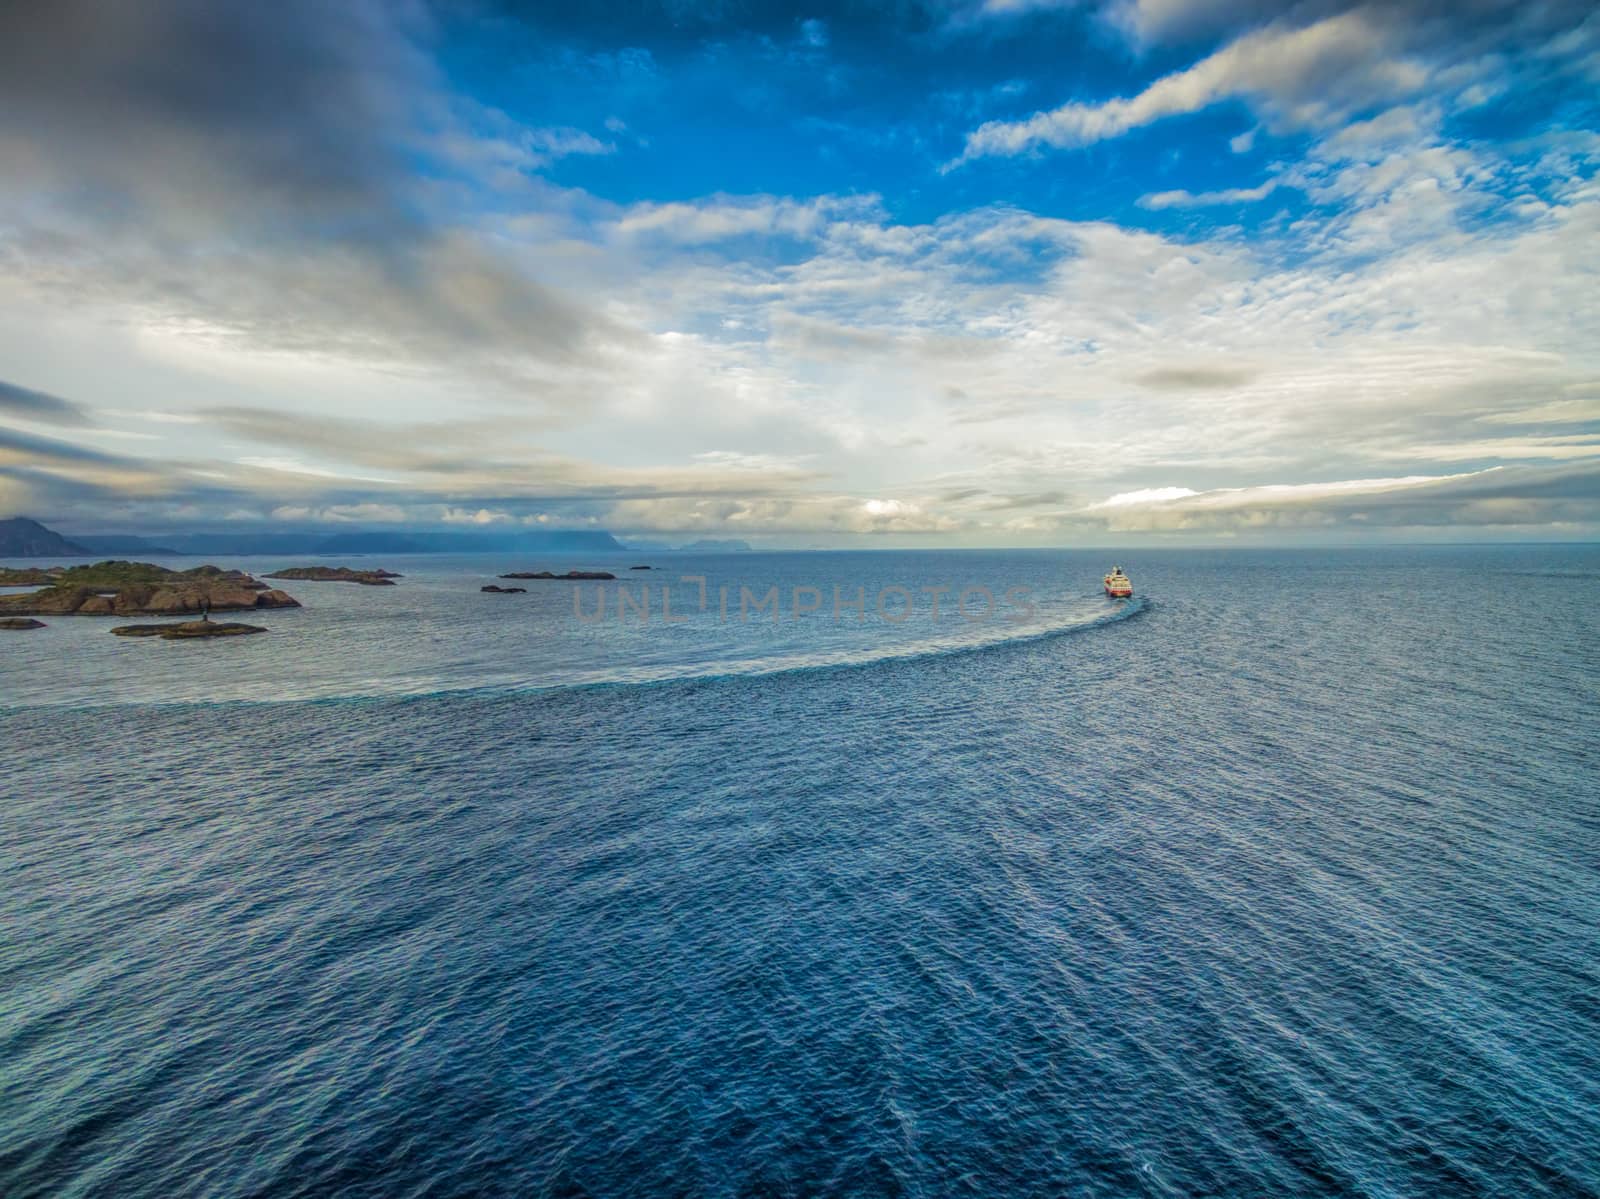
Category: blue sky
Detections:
[{"x1": 0, "y1": 0, "x2": 1597, "y2": 542}]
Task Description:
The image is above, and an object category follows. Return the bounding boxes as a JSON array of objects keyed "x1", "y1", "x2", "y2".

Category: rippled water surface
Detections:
[{"x1": 2, "y1": 546, "x2": 1597, "y2": 1197}]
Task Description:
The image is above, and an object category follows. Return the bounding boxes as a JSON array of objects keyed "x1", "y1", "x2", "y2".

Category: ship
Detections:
[{"x1": 1103, "y1": 566, "x2": 1133, "y2": 598}]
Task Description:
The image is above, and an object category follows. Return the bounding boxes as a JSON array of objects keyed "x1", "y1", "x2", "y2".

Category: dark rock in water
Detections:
[
  {"x1": 112, "y1": 620, "x2": 267, "y2": 639},
  {"x1": 266, "y1": 565, "x2": 401, "y2": 585},
  {"x1": 629, "y1": 565, "x2": 653, "y2": 570},
  {"x1": 481, "y1": 584, "x2": 527, "y2": 593},
  {"x1": 499, "y1": 570, "x2": 617, "y2": 580},
  {"x1": 0, "y1": 617, "x2": 46, "y2": 630},
  {"x1": 161, "y1": 620, "x2": 268, "y2": 639}
]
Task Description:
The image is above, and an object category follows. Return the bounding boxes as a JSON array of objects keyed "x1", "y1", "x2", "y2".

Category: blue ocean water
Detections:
[{"x1": 2, "y1": 546, "x2": 1597, "y2": 1197}]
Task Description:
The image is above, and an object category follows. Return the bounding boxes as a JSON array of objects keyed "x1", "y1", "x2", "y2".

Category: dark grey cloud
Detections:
[
  {"x1": 980, "y1": 490, "x2": 1068, "y2": 510},
  {"x1": 1425, "y1": 460, "x2": 1600, "y2": 504},
  {"x1": 0, "y1": 399, "x2": 830, "y2": 528},
  {"x1": 1303, "y1": 462, "x2": 1600, "y2": 528},
  {"x1": 0, "y1": 378, "x2": 88, "y2": 425},
  {"x1": 0, "y1": 0, "x2": 430, "y2": 236},
  {"x1": 1265, "y1": 369, "x2": 1599, "y2": 479},
  {"x1": 203, "y1": 405, "x2": 555, "y2": 475},
  {"x1": 484, "y1": 0, "x2": 995, "y2": 51},
  {"x1": 1088, "y1": 462, "x2": 1600, "y2": 533},
  {"x1": 0, "y1": 0, "x2": 629, "y2": 388},
  {"x1": 1134, "y1": 364, "x2": 1259, "y2": 390},
  {"x1": 0, "y1": 425, "x2": 124, "y2": 465}
]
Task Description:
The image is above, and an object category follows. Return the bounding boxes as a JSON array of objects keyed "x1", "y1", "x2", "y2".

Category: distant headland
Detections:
[
  {"x1": 0, "y1": 516, "x2": 627, "y2": 558},
  {"x1": 674, "y1": 539, "x2": 752, "y2": 553},
  {"x1": 0, "y1": 517, "x2": 91, "y2": 557},
  {"x1": 0, "y1": 517, "x2": 756, "y2": 558}
]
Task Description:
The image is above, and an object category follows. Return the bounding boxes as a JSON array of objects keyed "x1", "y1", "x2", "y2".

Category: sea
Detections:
[{"x1": 2, "y1": 545, "x2": 1597, "y2": 1197}]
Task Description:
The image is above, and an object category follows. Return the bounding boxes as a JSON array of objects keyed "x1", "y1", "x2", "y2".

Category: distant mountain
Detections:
[
  {"x1": 0, "y1": 522, "x2": 632, "y2": 558},
  {"x1": 616, "y1": 537, "x2": 755, "y2": 552},
  {"x1": 493, "y1": 529, "x2": 626, "y2": 553},
  {"x1": 69, "y1": 527, "x2": 631, "y2": 556},
  {"x1": 155, "y1": 533, "x2": 325, "y2": 556},
  {"x1": 310, "y1": 529, "x2": 626, "y2": 554},
  {"x1": 313, "y1": 532, "x2": 430, "y2": 555},
  {"x1": 76, "y1": 534, "x2": 183, "y2": 556},
  {"x1": 0, "y1": 517, "x2": 90, "y2": 557}
]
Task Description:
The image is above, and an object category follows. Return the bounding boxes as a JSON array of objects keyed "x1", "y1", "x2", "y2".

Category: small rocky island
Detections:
[
  {"x1": 499, "y1": 570, "x2": 617, "y2": 581},
  {"x1": 0, "y1": 617, "x2": 47, "y2": 630},
  {"x1": 481, "y1": 584, "x2": 527, "y2": 593},
  {"x1": 112, "y1": 619, "x2": 268, "y2": 639},
  {"x1": 0, "y1": 566, "x2": 64, "y2": 587},
  {"x1": 0, "y1": 561, "x2": 299, "y2": 617},
  {"x1": 266, "y1": 566, "x2": 401, "y2": 585}
]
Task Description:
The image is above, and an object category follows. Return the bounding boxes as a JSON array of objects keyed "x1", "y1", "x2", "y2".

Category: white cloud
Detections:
[
  {"x1": 954, "y1": 10, "x2": 1427, "y2": 164},
  {"x1": 442, "y1": 507, "x2": 515, "y2": 524},
  {"x1": 1379, "y1": 436, "x2": 1600, "y2": 462},
  {"x1": 602, "y1": 493, "x2": 961, "y2": 534},
  {"x1": 1138, "y1": 180, "x2": 1281, "y2": 208},
  {"x1": 269, "y1": 502, "x2": 408, "y2": 523},
  {"x1": 1091, "y1": 486, "x2": 1201, "y2": 507},
  {"x1": 2, "y1": 2, "x2": 1596, "y2": 544},
  {"x1": 1476, "y1": 396, "x2": 1600, "y2": 426},
  {"x1": 978, "y1": 0, "x2": 1079, "y2": 13},
  {"x1": 1117, "y1": 464, "x2": 1597, "y2": 532},
  {"x1": 238, "y1": 457, "x2": 398, "y2": 484},
  {"x1": 1102, "y1": 0, "x2": 1288, "y2": 45},
  {"x1": 611, "y1": 196, "x2": 876, "y2": 243}
]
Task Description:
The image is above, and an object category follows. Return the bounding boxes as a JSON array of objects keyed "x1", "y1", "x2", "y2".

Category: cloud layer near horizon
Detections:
[{"x1": 0, "y1": 0, "x2": 1596, "y2": 543}]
